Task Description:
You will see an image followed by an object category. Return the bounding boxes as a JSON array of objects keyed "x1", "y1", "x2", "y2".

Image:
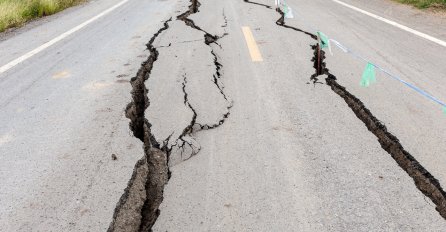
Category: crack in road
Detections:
[
  {"x1": 166, "y1": 0, "x2": 233, "y2": 160},
  {"x1": 270, "y1": 4, "x2": 446, "y2": 221},
  {"x1": 167, "y1": 75, "x2": 201, "y2": 161},
  {"x1": 325, "y1": 74, "x2": 446, "y2": 220},
  {"x1": 109, "y1": 0, "x2": 233, "y2": 231},
  {"x1": 243, "y1": 0, "x2": 272, "y2": 9},
  {"x1": 110, "y1": 0, "x2": 446, "y2": 230},
  {"x1": 275, "y1": 9, "x2": 317, "y2": 40},
  {"x1": 177, "y1": 1, "x2": 219, "y2": 46},
  {"x1": 108, "y1": 18, "x2": 171, "y2": 232}
]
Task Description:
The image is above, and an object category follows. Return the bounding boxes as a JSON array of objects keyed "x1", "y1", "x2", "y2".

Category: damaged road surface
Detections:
[
  {"x1": 112, "y1": 0, "x2": 446, "y2": 230},
  {"x1": 0, "y1": 0, "x2": 182, "y2": 231},
  {"x1": 2, "y1": 0, "x2": 446, "y2": 231},
  {"x1": 138, "y1": 0, "x2": 446, "y2": 231}
]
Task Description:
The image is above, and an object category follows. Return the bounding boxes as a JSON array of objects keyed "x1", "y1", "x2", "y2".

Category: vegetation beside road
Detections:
[
  {"x1": 394, "y1": 0, "x2": 446, "y2": 9},
  {"x1": 0, "y1": 0, "x2": 85, "y2": 32}
]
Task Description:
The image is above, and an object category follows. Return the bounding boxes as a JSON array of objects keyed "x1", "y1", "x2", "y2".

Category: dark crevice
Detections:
[
  {"x1": 319, "y1": 49, "x2": 446, "y2": 220},
  {"x1": 126, "y1": 18, "x2": 171, "y2": 141},
  {"x1": 211, "y1": 50, "x2": 229, "y2": 101},
  {"x1": 177, "y1": 0, "x2": 219, "y2": 46},
  {"x1": 243, "y1": 0, "x2": 272, "y2": 9},
  {"x1": 275, "y1": 8, "x2": 317, "y2": 40},
  {"x1": 273, "y1": 6, "x2": 446, "y2": 221},
  {"x1": 167, "y1": 75, "x2": 201, "y2": 160},
  {"x1": 162, "y1": 0, "x2": 232, "y2": 160},
  {"x1": 310, "y1": 44, "x2": 331, "y2": 85},
  {"x1": 111, "y1": 1, "x2": 232, "y2": 230},
  {"x1": 326, "y1": 74, "x2": 446, "y2": 220},
  {"x1": 180, "y1": 75, "x2": 198, "y2": 140},
  {"x1": 200, "y1": 50, "x2": 233, "y2": 130},
  {"x1": 108, "y1": 18, "x2": 171, "y2": 232}
]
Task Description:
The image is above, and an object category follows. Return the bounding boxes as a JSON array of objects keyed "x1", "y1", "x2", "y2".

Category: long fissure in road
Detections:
[
  {"x1": 108, "y1": 0, "x2": 232, "y2": 231},
  {"x1": 109, "y1": 1, "x2": 445, "y2": 231},
  {"x1": 107, "y1": 18, "x2": 171, "y2": 232},
  {"x1": 267, "y1": 3, "x2": 446, "y2": 221}
]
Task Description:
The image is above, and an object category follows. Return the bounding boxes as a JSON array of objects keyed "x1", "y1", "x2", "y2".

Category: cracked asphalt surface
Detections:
[{"x1": 1, "y1": 0, "x2": 446, "y2": 231}]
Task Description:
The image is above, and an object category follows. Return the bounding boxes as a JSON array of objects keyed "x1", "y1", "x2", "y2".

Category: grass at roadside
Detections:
[
  {"x1": 0, "y1": 0, "x2": 85, "y2": 32},
  {"x1": 394, "y1": 0, "x2": 446, "y2": 9}
]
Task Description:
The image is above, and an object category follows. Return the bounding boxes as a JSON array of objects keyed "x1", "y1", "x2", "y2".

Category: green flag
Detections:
[
  {"x1": 283, "y1": 3, "x2": 289, "y2": 14},
  {"x1": 443, "y1": 106, "x2": 446, "y2": 115},
  {"x1": 317, "y1": 31, "x2": 329, "y2": 49},
  {"x1": 360, "y1": 63, "x2": 376, "y2": 87}
]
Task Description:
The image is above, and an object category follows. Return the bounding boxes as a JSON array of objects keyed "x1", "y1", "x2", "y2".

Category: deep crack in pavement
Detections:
[
  {"x1": 108, "y1": 18, "x2": 171, "y2": 232},
  {"x1": 270, "y1": 3, "x2": 446, "y2": 221},
  {"x1": 108, "y1": 0, "x2": 232, "y2": 231},
  {"x1": 110, "y1": 1, "x2": 446, "y2": 231}
]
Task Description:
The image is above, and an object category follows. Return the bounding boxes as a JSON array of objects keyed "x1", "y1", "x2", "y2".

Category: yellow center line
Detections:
[{"x1": 241, "y1": 26, "x2": 263, "y2": 62}]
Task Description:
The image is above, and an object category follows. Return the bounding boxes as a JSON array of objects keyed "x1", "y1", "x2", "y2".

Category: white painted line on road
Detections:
[
  {"x1": 242, "y1": 27, "x2": 263, "y2": 62},
  {"x1": 0, "y1": 0, "x2": 130, "y2": 75},
  {"x1": 331, "y1": 0, "x2": 446, "y2": 48}
]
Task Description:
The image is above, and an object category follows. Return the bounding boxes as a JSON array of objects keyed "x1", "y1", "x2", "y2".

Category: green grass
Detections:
[
  {"x1": 0, "y1": 0, "x2": 85, "y2": 32},
  {"x1": 394, "y1": 0, "x2": 446, "y2": 9}
]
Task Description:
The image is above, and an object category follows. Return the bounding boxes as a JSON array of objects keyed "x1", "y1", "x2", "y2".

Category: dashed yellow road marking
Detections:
[{"x1": 242, "y1": 27, "x2": 263, "y2": 62}]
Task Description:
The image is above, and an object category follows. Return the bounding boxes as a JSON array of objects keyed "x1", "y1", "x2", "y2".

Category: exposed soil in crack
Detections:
[
  {"x1": 110, "y1": 0, "x2": 233, "y2": 231},
  {"x1": 273, "y1": 6, "x2": 446, "y2": 220},
  {"x1": 125, "y1": 19, "x2": 172, "y2": 141},
  {"x1": 108, "y1": 19, "x2": 171, "y2": 232},
  {"x1": 326, "y1": 74, "x2": 446, "y2": 220},
  {"x1": 310, "y1": 44, "x2": 331, "y2": 84},
  {"x1": 319, "y1": 49, "x2": 446, "y2": 221}
]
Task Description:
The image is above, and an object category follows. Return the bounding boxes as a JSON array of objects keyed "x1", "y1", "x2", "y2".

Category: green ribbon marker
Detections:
[
  {"x1": 443, "y1": 106, "x2": 446, "y2": 115},
  {"x1": 317, "y1": 31, "x2": 332, "y2": 55},
  {"x1": 360, "y1": 63, "x2": 377, "y2": 87},
  {"x1": 317, "y1": 31, "x2": 330, "y2": 49},
  {"x1": 283, "y1": 3, "x2": 289, "y2": 15}
]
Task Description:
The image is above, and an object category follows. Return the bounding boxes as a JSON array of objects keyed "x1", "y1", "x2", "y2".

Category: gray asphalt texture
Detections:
[
  {"x1": 0, "y1": 0, "x2": 176, "y2": 231},
  {"x1": 0, "y1": 0, "x2": 446, "y2": 231}
]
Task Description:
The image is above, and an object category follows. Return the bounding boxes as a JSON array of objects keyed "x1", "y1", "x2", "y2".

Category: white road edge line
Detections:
[
  {"x1": 0, "y1": 0, "x2": 130, "y2": 75},
  {"x1": 332, "y1": 0, "x2": 446, "y2": 48}
]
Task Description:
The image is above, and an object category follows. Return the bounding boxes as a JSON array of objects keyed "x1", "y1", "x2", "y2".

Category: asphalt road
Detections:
[{"x1": 1, "y1": 0, "x2": 446, "y2": 231}]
